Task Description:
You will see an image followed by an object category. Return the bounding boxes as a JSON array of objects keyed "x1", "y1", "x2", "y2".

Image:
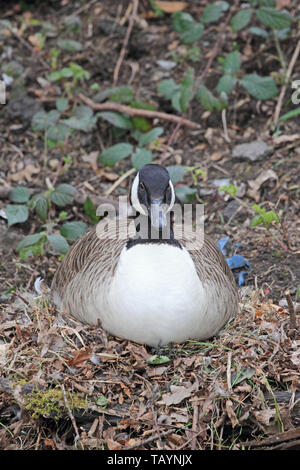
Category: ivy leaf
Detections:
[
  {"x1": 202, "y1": 2, "x2": 229, "y2": 24},
  {"x1": 136, "y1": 127, "x2": 164, "y2": 146},
  {"x1": 17, "y1": 232, "x2": 47, "y2": 251},
  {"x1": 57, "y1": 38, "x2": 83, "y2": 51},
  {"x1": 167, "y1": 165, "x2": 186, "y2": 184},
  {"x1": 50, "y1": 184, "x2": 76, "y2": 207},
  {"x1": 47, "y1": 122, "x2": 71, "y2": 143},
  {"x1": 9, "y1": 186, "x2": 30, "y2": 203},
  {"x1": 172, "y1": 11, "x2": 194, "y2": 32},
  {"x1": 217, "y1": 75, "x2": 237, "y2": 95},
  {"x1": 63, "y1": 105, "x2": 97, "y2": 132},
  {"x1": 131, "y1": 148, "x2": 153, "y2": 170},
  {"x1": 256, "y1": 7, "x2": 293, "y2": 30},
  {"x1": 97, "y1": 111, "x2": 132, "y2": 129},
  {"x1": 94, "y1": 86, "x2": 134, "y2": 104},
  {"x1": 241, "y1": 73, "x2": 278, "y2": 100},
  {"x1": 56, "y1": 97, "x2": 69, "y2": 112},
  {"x1": 231, "y1": 9, "x2": 252, "y2": 32},
  {"x1": 157, "y1": 78, "x2": 180, "y2": 100},
  {"x1": 6, "y1": 204, "x2": 29, "y2": 226},
  {"x1": 33, "y1": 195, "x2": 48, "y2": 222},
  {"x1": 32, "y1": 110, "x2": 60, "y2": 132},
  {"x1": 248, "y1": 26, "x2": 269, "y2": 37},
  {"x1": 222, "y1": 50, "x2": 241, "y2": 75},
  {"x1": 175, "y1": 185, "x2": 197, "y2": 203},
  {"x1": 48, "y1": 234, "x2": 69, "y2": 254},
  {"x1": 180, "y1": 22, "x2": 204, "y2": 44},
  {"x1": 196, "y1": 85, "x2": 224, "y2": 111},
  {"x1": 60, "y1": 221, "x2": 88, "y2": 242},
  {"x1": 180, "y1": 68, "x2": 194, "y2": 112},
  {"x1": 83, "y1": 197, "x2": 99, "y2": 223},
  {"x1": 99, "y1": 143, "x2": 133, "y2": 167}
]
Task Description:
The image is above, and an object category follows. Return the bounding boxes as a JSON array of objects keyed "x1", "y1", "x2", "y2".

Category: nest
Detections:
[{"x1": 0, "y1": 287, "x2": 299, "y2": 450}]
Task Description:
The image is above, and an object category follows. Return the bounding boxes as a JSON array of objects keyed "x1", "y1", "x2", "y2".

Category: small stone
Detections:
[
  {"x1": 156, "y1": 60, "x2": 177, "y2": 70},
  {"x1": 232, "y1": 140, "x2": 273, "y2": 162}
]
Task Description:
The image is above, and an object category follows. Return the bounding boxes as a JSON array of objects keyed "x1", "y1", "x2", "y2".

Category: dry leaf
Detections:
[
  {"x1": 158, "y1": 382, "x2": 198, "y2": 405},
  {"x1": 81, "y1": 151, "x2": 98, "y2": 172},
  {"x1": 273, "y1": 133, "x2": 300, "y2": 146},
  {"x1": 9, "y1": 164, "x2": 40, "y2": 182},
  {"x1": 210, "y1": 151, "x2": 223, "y2": 161},
  {"x1": 155, "y1": 2, "x2": 187, "y2": 13},
  {"x1": 276, "y1": 0, "x2": 290, "y2": 8},
  {"x1": 106, "y1": 438, "x2": 122, "y2": 450},
  {"x1": 247, "y1": 169, "x2": 278, "y2": 202},
  {"x1": 226, "y1": 399, "x2": 239, "y2": 428},
  {"x1": 253, "y1": 408, "x2": 276, "y2": 426},
  {"x1": 67, "y1": 348, "x2": 91, "y2": 367}
]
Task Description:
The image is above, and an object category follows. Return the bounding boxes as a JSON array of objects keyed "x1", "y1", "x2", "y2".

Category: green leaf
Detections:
[
  {"x1": 96, "y1": 396, "x2": 108, "y2": 407},
  {"x1": 248, "y1": 26, "x2": 269, "y2": 37},
  {"x1": 47, "y1": 70, "x2": 62, "y2": 81},
  {"x1": 57, "y1": 38, "x2": 83, "y2": 51},
  {"x1": 180, "y1": 68, "x2": 194, "y2": 112},
  {"x1": 32, "y1": 110, "x2": 60, "y2": 132},
  {"x1": 172, "y1": 11, "x2": 194, "y2": 32},
  {"x1": 83, "y1": 197, "x2": 99, "y2": 223},
  {"x1": 63, "y1": 105, "x2": 97, "y2": 132},
  {"x1": 17, "y1": 232, "x2": 47, "y2": 251},
  {"x1": 47, "y1": 123, "x2": 71, "y2": 143},
  {"x1": 241, "y1": 73, "x2": 278, "y2": 100},
  {"x1": 217, "y1": 75, "x2": 237, "y2": 95},
  {"x1": 99, "y1": 143, "x2": 133, "y2": 167},
  {"x1": 167, "y1": 165, "x2": 186, "y2": 184},
  {"x1": 222, "y1": 50, "x2": 241, "y2": 75},
  {"x1": 48, "y1": 234, "x2": 69, "y2": 254},
  {"x1": 256, "y1": 7, "x2": 293, "y2": 30},
  {"x1": 250, "y1": 214, "x2": 263, "y2": 228},
  {"x1": 97, "y1": 111, "x2": 132, "y2": 129},
  {"x1": 9, "y1": 186, "x2": 30, "y2": 203},
  {"x1": 231, "y1": 9, "x2": 252, "y2": 32},
  {"x1": 147, "y1": 355, "x2": 171, "y2": 365},
  {"x1": 35, "y1": 196, "x2": 48, "y2": 222},
  {"x1": 60, "y1": 221, "x2": 88, "y2": 242},
  {"x1": 50, "y1": 184, "x2": 76, "y2": 207},
  {"x1": 95, "y1": 86, "x2": 134, "y2": 104},
  {"x1": 131, "y1": 148, "x2": 152, "y2": 170},
  {"x1": 180, "y1": 23, "x2": 204, "y2": 44},
  {"x1": 196, "y1": 85, "x2": 222, "y2": 111},
  {"x1": 157, "y1": 79, "x2": 180, "y2": 100},
  {"x1": 202, "y1": 2, "x2": 229, "y2": 23},
  {"x1": 6, "y1": 204, "x2": 29, "y2": 226},
  {"x1": 136, "y1": 127, "x2": 164, "y2": 146},
  {"x1": 175, "y1": 185, "x2": 197, "y2": 203},
  {"x1": 56, "y1": 97, "x2": 69, "y2": 112},
  {"x1": 132, "y1": 116, "x2": 152, "y2": 132},
  {"x1": 278, "y1": 107, "x2": 300, "y2": 123}
]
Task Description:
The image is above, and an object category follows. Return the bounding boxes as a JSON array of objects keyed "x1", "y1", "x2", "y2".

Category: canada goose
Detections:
[{"x1": 51, "y1": 164, "x2": 238, "y2": 347}]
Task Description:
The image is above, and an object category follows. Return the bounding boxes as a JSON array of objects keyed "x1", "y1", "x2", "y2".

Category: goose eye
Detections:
[{"x1": 139, "y1": 182, "x2": 145, "y2": 191}]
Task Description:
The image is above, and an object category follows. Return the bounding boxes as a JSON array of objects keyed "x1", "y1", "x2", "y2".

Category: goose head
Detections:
[{"x1": 130, "y1": 164, "x2": 175, "y2": 230}]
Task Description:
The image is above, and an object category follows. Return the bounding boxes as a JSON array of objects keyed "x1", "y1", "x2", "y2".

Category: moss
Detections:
[{"x1": 24, "y1": 386, "x2": 88, "y2": 420}]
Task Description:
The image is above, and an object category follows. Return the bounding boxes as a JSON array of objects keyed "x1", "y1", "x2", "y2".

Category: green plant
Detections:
[
  {"x1": 250, "y1": 203, "x2": 280, "y2": 229},
  {"x1": 6, "y1": 185, "x2": 88, "y2": 260}
]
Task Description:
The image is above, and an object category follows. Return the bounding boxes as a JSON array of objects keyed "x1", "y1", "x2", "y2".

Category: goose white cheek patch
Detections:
[{"x1": 131, "y1": 174, "x2": 147, "y2": 216}]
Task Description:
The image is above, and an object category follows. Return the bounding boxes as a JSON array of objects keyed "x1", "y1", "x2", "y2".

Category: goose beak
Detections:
[{"x1": 150, "y1": 197, "x2": 167, "y2": 229}]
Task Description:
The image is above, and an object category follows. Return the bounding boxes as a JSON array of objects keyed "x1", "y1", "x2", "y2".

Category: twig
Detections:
[
  {"x1": 78, "y1": 93, "x2": 200, "y2": 129},
  {"x1": 285, "y1": 289, "x2": 297, "y2": 331},
  {"x1": 226, "y1": 351, "x2": 233, "y2": 393},
  {"x1": 104, "y1": 167, "x2": 136, "y2": 196},
  {"x1": 191, "y1": 403, "x2": 199, "y2": 450},
  {"x1": 6, "y1": 24, "x2": 50, "y2": 70},
  {"x1": 113, "y1": 0, "x2": 139, "y2": 85},
  {"x1": 61, "y1": 384, "x2": 82, "y2": 448},
  {"x1": 123, "y1": 428, "x2": 174, "y2": 450},
  {"x1": 273, "y1": 38, "x2": 300, "y2": 128},
  {"x1": 221, "y1": 109, "x2": 230, "y2": 143}
]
